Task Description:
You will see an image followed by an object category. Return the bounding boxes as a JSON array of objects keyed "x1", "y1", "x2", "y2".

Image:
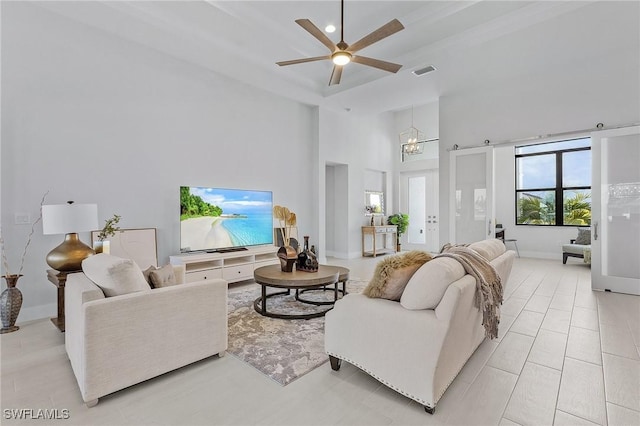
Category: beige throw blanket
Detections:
[{"x1": 438, "y1": 245, "x2": 503, "y2": 339}]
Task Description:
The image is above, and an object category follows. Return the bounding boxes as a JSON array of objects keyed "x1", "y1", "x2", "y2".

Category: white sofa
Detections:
[
  {"x1": 65, "y1": 262, "x2": 228, "y2": 407},
  {"x1": 325, "y1": 239, "x2": 516, "y2": 413}
]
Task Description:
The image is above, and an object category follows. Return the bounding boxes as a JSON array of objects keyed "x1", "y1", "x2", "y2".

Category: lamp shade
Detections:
[{"x1": 42, "y1": 203, "x2": 98, "y2": 235}]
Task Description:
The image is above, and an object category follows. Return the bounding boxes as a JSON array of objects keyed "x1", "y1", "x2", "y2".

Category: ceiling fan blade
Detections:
[
  {"x1": 295, "y1": 19, "x2": 337, "y2": 52},
  {"x1": 347, "y1": 19, "x2": 404, "y2": 54},
  {"x1": 276, "y1": 56, "x2": 331, "y2": 66},
  {"x1": 329, "y1": 65, "x2": 343, "y2": 86},
  {"x1": 351, "y1": 56, "x2": 402, "y2": 73}
]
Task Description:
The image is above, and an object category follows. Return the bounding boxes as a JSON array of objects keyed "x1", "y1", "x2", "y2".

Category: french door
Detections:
[
  {"x1": 449, "y1": 146, "x2": 495, "y2": 244},
  {"x1": 591, "y1": 126, "x2": 640, "y2": 295},
  {"x1": 400, "y1": 170, "x2": 439, "y2": 253}
]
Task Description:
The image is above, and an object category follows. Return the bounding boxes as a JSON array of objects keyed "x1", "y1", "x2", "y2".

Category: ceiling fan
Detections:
[{"x1": 276, "y1": 0, "x2": 404, "y2": 86}]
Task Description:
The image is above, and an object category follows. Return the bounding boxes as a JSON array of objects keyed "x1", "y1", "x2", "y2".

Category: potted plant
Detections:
[
  {"x1": 388, "y1": 213, "x2": 409, "y2": 252},
  {"x1": 95, "y1": 214, "x2": 121, "y2": 254}
]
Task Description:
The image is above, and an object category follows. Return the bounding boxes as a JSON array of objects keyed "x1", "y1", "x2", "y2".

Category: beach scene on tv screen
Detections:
[{"x1": 180, "y1": 187, "x2": 273, "y2": 251}]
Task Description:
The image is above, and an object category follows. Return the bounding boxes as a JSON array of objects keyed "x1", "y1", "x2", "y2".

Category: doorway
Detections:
[{"x1": 325, "y1": 163, "x2": 349, "y2": 258}]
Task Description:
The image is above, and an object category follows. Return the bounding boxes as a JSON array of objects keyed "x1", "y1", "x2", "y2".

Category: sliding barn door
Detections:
[
  {"x1": 591, "y1": 126, "x2": 640, "y2": 295},
  {"x1": 449, "y1": 146, "x2": 495, "y2": 244}
]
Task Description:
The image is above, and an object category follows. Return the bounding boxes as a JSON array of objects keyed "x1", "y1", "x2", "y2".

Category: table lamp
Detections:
[{"x1": 42, "y1": 202, "x2": 98, "y2": 272}]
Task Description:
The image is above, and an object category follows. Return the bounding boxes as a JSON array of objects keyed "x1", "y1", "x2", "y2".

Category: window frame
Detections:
[{"x1": 515, "y1": 139, "x2": 591, "y2": 227}]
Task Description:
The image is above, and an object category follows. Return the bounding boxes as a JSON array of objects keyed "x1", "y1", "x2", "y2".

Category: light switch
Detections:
[{"x1": 14, "y1": 213, "x2": 31, "y2": 225}]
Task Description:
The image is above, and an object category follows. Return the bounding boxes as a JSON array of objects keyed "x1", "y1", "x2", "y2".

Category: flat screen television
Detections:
[{"x1": 180, "y1": 186, "x2": 273, "y2": 252}]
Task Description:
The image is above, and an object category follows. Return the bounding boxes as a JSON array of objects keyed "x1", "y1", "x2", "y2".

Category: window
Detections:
[{"x1": 515, "y1": 138, "x2": 591, "y2": 226}]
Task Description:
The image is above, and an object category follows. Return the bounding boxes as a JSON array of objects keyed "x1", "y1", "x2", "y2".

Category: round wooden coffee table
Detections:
[{"x1": 253, "y1": 264, "x2": 349, "y2": 319}]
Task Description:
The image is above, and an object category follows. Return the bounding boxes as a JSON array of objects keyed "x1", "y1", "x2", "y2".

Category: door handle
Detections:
[
  {"x1": 488, "y1": 219, "x2": 492, "y2": 236},
  {"x1": 594, "y1": 221, "x2": 598, "y2": 241}
]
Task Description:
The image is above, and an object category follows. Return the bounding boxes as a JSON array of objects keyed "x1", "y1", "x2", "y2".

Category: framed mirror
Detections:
[{"x1": 365, "y1": 190, "x2": 384, "y2": 215}]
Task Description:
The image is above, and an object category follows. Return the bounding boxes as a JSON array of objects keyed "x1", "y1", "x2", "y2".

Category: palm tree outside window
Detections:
[{"x1": 515, "y1": 138, "x2": 591, "y2": 226}]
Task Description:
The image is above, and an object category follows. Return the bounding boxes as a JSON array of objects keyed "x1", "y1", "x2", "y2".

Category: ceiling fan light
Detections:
[{"x1": 332, "y1": 51, "x2": 351, "y2": 66}]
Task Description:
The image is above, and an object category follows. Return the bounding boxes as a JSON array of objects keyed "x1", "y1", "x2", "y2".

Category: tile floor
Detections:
[{"x1": 1, "y1": 257, "x2": 639, "y2": 425}]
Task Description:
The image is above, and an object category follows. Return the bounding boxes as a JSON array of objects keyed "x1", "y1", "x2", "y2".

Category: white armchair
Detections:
[{"x1": 65, "y1": 264, "x2": 228, "y2": 406}]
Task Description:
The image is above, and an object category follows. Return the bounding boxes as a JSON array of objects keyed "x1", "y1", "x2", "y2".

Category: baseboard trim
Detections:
[
  {"x1": 17, "y1": 303, "x2": 56, "y2": 324},
  {"x1": 326, "y1": 250, "x2": 365, "y2": 259},
  {"x1": 518, "y1": 251, "x2": 563, "y2": 260}
]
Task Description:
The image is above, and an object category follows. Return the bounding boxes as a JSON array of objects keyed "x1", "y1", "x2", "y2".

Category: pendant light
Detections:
[{"x1": 399, "y1": 106, "x2": 425, "y2": 155}]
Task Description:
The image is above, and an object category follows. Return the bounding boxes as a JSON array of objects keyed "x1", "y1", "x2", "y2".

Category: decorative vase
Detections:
[
  {"x1": 1, "y1": 275, "x2": 23, "y2": 334},
  {"x1": 93, "y1": 240, "x2": 110, "y2": 254},
  {"x1": 296, "y1": 236, "x2": 319, "y2": 272},
  {"x1": 277, "y1": 246, "x2": 297, "y2": 272}
]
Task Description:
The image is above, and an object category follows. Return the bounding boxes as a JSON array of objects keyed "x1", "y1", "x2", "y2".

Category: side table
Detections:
[{"x1": 47, "y1": 269, "x2": 78, "y2": 332}]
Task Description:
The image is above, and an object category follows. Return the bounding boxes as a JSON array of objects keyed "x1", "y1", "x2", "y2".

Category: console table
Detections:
[{"x1": 361, "y1": 225, "x2": 397, "y2": 257}]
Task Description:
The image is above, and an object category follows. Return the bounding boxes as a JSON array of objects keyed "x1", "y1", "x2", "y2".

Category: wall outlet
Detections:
[{"x1": 14, "y1": 213, "x2": 31, "y2": 225}]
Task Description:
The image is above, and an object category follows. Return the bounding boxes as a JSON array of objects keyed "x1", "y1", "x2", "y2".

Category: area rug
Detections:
[{"x1": 227, "y1": 279, "x2": 367, "y2": 386}]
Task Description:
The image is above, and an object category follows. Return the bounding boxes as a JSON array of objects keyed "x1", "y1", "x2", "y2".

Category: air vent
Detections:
[{"x1": 412, "y1": 65, "x2": 436, "y2": 76}]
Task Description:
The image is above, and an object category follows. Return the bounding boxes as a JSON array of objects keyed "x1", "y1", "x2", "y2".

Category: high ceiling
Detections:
[{"x1": 32, "y1": 1, "x2": 639, "y2": 114}]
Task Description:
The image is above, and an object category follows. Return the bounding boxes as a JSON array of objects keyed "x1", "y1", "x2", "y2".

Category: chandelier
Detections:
[{"x1": 399, "y1": 106, "x2": 425, "y2": 155}]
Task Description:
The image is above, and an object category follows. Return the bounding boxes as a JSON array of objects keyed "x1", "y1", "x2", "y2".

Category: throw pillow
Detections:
[
  {"x1": 575, "y1": 228, "x2": 591, "y2": 245},
  {"x1": 149, "y1": 264, "x2": 177, "y2": 288},
  {"x1": 142, "y1": 265, "x2": 156, "y2": 287},
  {"x1": 82, "y1": 253, "x2": 150, "y2": 297},
  {"x1": 400, "y1": 256, "x2": 466, "y2": 310},
  {"x1": 362, "y1": 250, "x2": 432, "y2": 301}
]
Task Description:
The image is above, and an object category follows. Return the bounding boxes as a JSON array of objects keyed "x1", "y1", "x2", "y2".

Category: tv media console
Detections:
[{"x1": 169, "y1": 245, "x2": 279, "y2": 284}]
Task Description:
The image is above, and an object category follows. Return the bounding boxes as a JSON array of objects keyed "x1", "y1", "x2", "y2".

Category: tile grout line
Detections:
[
  {"x1": 552, "y1": 263, "x2": 579, "y2": 426},
  {"x1": 595, "y1": 297, "x2": 612, "y2": 426},
  {"x1": 606, "y1": 401, "x2": 640, "y2": 415},
  {"x1": 457, "y1": 262, "x2": 531, "y2": 423},
  {"x1": 498, "y1": 264, "x2": 558, "y2": 424},
  {"x1": 556, "y1": 408, "x2": 602, "y2": 425}
]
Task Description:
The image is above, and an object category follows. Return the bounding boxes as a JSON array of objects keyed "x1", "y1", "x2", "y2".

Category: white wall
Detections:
[
  {"x1": 318, "y1": 107, "x2": 396, "y2": 260},
  {"x1": 363, "y1": 169, "x2": 385, "y2": 194},
  {"x1": 326, "y1": 164, "x2": 349, "y2": 257},
  {"x1": 324, "y1": 165, "x2": 336, "y2": 254},
  {"x1": 1, "y1": 3, "x2": 317, "y2": 321},
  {"x1": 439, "y1": 1, "x2": 640, "y2": 258},
  {"x1": 394, "y1": 103, "x2": 439, "y2": 144}
]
